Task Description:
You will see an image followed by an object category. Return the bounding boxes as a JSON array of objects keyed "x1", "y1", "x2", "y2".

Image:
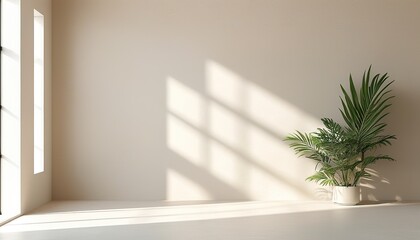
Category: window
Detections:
[{"x1": 34, "y1": 9, "x2": 44, "y2": 174}]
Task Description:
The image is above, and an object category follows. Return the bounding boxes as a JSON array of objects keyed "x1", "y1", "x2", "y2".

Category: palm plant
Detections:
[{"x1": 285, "y1": 66, "x2": 395, "y2": 187}]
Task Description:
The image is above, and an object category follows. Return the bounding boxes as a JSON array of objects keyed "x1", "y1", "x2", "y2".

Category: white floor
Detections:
[{"x1": 1, "y1": 201, "x2": 420, "y2": 240}]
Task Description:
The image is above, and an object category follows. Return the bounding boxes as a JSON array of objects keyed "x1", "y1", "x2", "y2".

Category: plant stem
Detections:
[{"x1": 341, "y1": 170, "x2": 347, "y2": 186}]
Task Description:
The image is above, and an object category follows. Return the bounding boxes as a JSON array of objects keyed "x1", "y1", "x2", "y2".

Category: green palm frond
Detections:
[
  {"x1": 316, "y1": 118, "x2": 345, "y2": 143},
  {"x1": 340, "y1": 66, "x2": 395, "y2": 153},
  {"x1": 306, "y1": 166, "x2": 338, "y2": 186},
  {"x1": 361, "y1": 155, "x2": 395, "y2": 168},
  {"x1": 285, "y1": 66, "x2": 395, "y2": 187},
  {"x1": 285, "y1": 131, "x2": 327, "y2": 162},
  {"x1": 353, "y1": 155, "x2": 394, "y2": 184}
]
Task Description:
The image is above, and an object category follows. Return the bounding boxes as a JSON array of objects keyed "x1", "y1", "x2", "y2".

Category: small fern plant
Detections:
[{"x1": 285, "y1": 67, "x2": 395, "y2": 187}]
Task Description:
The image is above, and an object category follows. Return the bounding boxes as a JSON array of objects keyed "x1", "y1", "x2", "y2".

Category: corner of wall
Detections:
[{"x1": 19, "y1": 0, "x2": 52, "y2": 214}]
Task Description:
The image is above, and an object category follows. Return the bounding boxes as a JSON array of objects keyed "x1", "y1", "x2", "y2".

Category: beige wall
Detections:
[
  {"x1": 21, "y1": 0, "x2": 52, "y2": 213},
  {"x1": 52, "y1": 0, "x2": 420, "y2": 201}
]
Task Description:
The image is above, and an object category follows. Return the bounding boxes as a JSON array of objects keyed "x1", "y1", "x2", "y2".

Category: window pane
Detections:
[{"x1": 34, "y1": 9, "x2": 44, "y2": 174}]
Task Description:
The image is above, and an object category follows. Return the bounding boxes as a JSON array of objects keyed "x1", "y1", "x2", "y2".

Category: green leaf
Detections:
[{"x1": 285, "y1": 66, "x2": 395, "y2": 187}]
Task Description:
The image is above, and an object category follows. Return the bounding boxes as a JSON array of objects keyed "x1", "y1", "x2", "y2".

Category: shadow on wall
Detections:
[
  {"x1": 359, "y1": 168, "x2": 392, "y2": 202},
  {"x1": 165, "y1": 60, "x2": 328, "y2": 201},
  {"x1": 360, "y1": 87, "x2": 420, "y2": 201}
]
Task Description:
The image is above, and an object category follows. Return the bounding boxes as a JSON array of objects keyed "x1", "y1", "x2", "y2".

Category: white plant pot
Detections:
[{"x1": 333, "y1": 186, "x2": 360, "y2": 205}]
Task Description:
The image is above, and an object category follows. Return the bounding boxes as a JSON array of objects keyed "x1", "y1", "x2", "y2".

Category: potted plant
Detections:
[{"x1": 285, "y1": 67, "x2": 395, "y2": 205}]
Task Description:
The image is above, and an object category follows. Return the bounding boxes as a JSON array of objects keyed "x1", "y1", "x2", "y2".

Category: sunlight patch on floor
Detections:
[{"x1": 0, "y1": 201, "x2": 345, "y2": 233}]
